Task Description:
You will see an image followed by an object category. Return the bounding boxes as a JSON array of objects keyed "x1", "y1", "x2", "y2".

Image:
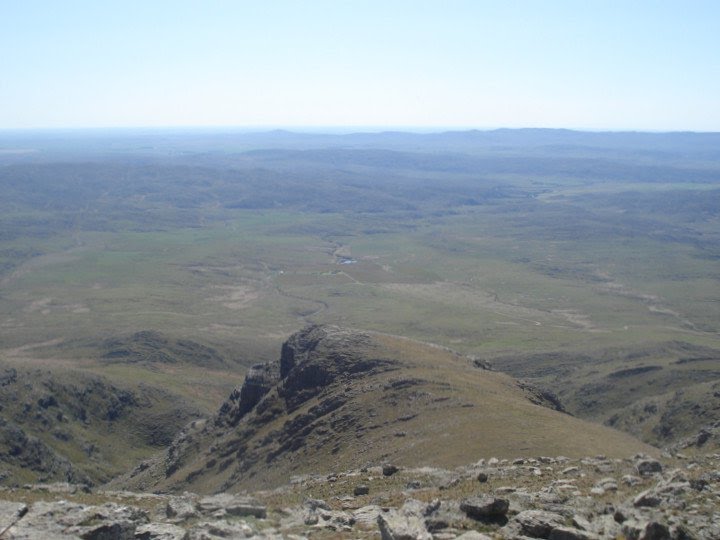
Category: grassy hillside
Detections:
[
  {"x1": 116, "y1": 326, "x2": 655, "y2": 493},
  {"x1": 0, "y1": 333, "x2": 245, "y2": 486}
]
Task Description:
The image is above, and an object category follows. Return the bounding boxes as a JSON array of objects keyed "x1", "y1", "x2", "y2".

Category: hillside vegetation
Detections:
[
  {"x1": 116, "y1": 325, "x2": 654, "y2": 493},
  {"x1": 1, "y1": 128, "x2": 719, "y2": 486}
]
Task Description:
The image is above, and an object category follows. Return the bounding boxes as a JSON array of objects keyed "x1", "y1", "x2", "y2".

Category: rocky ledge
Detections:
[{"x1": 0, "y1": 452, "x2": 718, "y2": 539}]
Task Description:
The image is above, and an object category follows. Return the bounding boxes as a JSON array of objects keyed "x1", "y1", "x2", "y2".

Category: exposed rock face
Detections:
[
  {"x1": 516, "y1": 381, "x2": 568, "y2": 413},
  {"x1": 113, "y1": 325, "x2": 656, "y2": 494},
  {"x1": 276, "y1": 325, "x2": 385, "y2": 410},
  {"x1": 460, "y1": 496, "x2": 509, "y2": 519},
  {"x1": 215, "y1": 362, "x2": 279, "y2": 428}
]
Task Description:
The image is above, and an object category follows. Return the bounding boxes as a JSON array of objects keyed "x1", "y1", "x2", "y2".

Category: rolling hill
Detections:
[{"x1": 117, "y1": 325, "x2": 655, "y2": 493}]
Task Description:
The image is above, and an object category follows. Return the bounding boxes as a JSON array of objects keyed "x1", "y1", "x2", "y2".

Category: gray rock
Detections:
[
  {"x1": 655, "y1": 480, "x2": 689, "y2": 497},
  {"x1": 636, "y1": 459, "x2": 663, "y2": 476},
  {"x1": 548, "y1": 526, "x2": 597, "y2": 540},
  {"x1": 134, "y1": 523, "x2": 187, "y2": 540},
  {"x1": 633, "y1": 489, "x2": 662, "y2": 508},
  {"x1": 165, "y1": 496, "x2": 198, "y2": 520},
  {"x1": 640, "y1": 521, "x2": 671, "y2": 540},
  {"x1": 67, "y1": 520, "x2": 137, "y2": 540},
  {"x1": 460, "y1": 496, "x2": 509, "y2": 519},
  {"x1": 8, "y1": 500, "x2": 84, "y2": 539},
  {"x1": 0, "y1": 500, "x2": 28, "y2": 529},
  {"x1": 12, "y1": 501, "x2": 147, "y2": 540},
  {"x1": 354, "y1": 485, "x2": 370, "y2": 496},
  {"x1": 383, "y1": 464, "x2": 400, "y2": 476},
  {"x1": 197, "y1": 494, "x2": 266, "y2": 518},
  {"x1": 454, "y1": 532, "x2": 493, "y2": 540},
  {"x1": 303, "y1": 498, "x2": 330, "y2": 511},
  {"x1": 316, "y1": 509, "x2": 355, "y2": 530},
  {"x1": 594, "y1": 477, "x2": 618, "y2": 492},
  {"x1": 571, "y1": 515, "x2": 592, "y2": 531},
  {"x1": 588, "y1": 514, "x2": 621, "y2": 538},
  {"x1": 401, "y1": 498, "x2": 440, "y2": 518},
  {"x1": 186, "y1": 520, "x2": 255, "y2": 539},
  {"x1": 622, "y1": 519, "x2": 645, "y2": 540},
  {"x1": 352, "y1": 505, "x2": 383, "y2": 526},
  {"x1": 68, "y1": 503, "x2": 146, "y2": 540},
  {"x1": 506, "y1": 509, "x2": 566, "y2": 538},
  {"x1": 377, "y1": 510, "x2": 432, "y2": 540},
  {"x1": 622, "y1": 475, "x2": 642, "y2": 486}
]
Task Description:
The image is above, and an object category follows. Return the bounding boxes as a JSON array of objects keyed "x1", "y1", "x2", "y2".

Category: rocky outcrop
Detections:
[
  {"x1": 215, "y1": 362, "x2": 279, "y2": 428},
  {"x1": 115, "y1": 325, "x2": 656, "y2": 494},
  {"x1": 276, "y1": 325, "x2": 389, "y2": 410},
  {"x1": 3, "y1": 451, "x2": 720, "y2": 538}
]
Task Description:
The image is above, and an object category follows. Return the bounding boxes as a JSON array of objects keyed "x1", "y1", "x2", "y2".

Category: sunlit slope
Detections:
[{"x1": 118, "y1": 325, "x2": 655, "y2": 493}]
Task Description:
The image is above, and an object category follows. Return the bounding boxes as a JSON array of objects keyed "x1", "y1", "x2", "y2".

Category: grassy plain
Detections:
[{"x1": 0, "y1": 129, "x2": 719, "y2": 469}]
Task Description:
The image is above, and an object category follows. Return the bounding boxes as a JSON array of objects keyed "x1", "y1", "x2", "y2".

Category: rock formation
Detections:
[{"x1": 115, "y1": 325, "x2": 655, "y2": 494}]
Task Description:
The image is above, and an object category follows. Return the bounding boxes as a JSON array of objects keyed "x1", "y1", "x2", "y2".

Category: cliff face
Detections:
[{"x1": 117, "y1": 325, "x2": 656, "y2": 494}]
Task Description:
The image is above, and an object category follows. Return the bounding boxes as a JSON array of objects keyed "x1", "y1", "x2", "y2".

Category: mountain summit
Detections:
[{"x1": 119, "y1": 325, "x2": 654, "y2": 493}]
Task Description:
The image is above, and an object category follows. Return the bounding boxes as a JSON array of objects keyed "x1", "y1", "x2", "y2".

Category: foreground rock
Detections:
[
  {"x1": 378, "y1": 510, "x2": 432, "y2": 540},
  {"x1": 0, "y1": 452, "x2": 718, "y2": 538},
  {"x1": 460, "y1": 496, "x2": 509, "y2": 520}
]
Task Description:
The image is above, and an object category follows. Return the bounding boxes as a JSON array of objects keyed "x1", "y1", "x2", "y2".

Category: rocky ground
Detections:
[{"x1": 0, "y1": 452, "x2": 717, "y2": 539}]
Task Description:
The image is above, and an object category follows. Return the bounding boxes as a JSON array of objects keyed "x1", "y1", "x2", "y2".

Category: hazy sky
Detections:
[{"x1": 1, "y1": 0, "x2": 718, "y2": 131}]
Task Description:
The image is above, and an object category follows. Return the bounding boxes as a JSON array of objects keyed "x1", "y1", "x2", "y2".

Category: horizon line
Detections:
[{"x1": 1, "y1": 125, "x2": 719, "y2": 136}]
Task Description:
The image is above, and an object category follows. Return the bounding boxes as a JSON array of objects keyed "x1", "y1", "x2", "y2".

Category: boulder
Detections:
[
  {"x1": 165, "y1": 496, "x2": 198, "y2": 520},
  {"x1": 377, "y1": 510, "x2": 432, "y2": 540},
  {"x1": 548, "y1": 526, "x2": 597, "y2": 540},
  {"x1": 640, "y1": 521, "x2": 671, "y2": 540},
  {"x1": 402, "y1": 498, "x2": 440, "y2": 517},
  {"x1": 460, "y1": 496, "x2": 509, "y2": 519},
  {"x1": 621, "y1": 475, "x2": 641, "y2": 486},
  {"x1": 383, "y1": 464, "x2": 400, "y2": 476},
  {"x1": 197, "y1": 494, "x2": 266, "y2": 518},
  {"x1": 185, "y1": 520, "x2": 255, "y2": 539},
  {"x1": 353, "y1": 505, "x2": 383, "y2": 526},
  {"x1": 303, "y1": 498, "x2": 330, "y2": 511},
  {"x1": 313, "y1": 509, "x2": 355, "y2": 531},
  {"x1": 594, "y1": 477, "x2": 618, "y2": 492},
  {"x1": 455, "y1": 532, "x2": 493, "y2": 539},
  {"x1": 0, "y1": 500, "x2": 28, "y2": 527},
  {"x1": 13, "y1": 501, "x2": 147, "y2": 540},
  {"x1": 636, "y1": 459, "x2": 663, "y2": 476},
  {"x1": 134, "y1": 522, "x2": 188, "y2": 540},
  {"x1": 633, "y1": 489, "x2": 662, "y2": 508},
  {"x1": 505, "y1": 509, "x2": 566, "y2": 538}
]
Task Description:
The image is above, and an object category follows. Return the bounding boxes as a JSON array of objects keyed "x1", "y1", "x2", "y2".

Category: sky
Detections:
[{"x1": 1, "y1": 0, "x2": 718, "y2": 131}]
